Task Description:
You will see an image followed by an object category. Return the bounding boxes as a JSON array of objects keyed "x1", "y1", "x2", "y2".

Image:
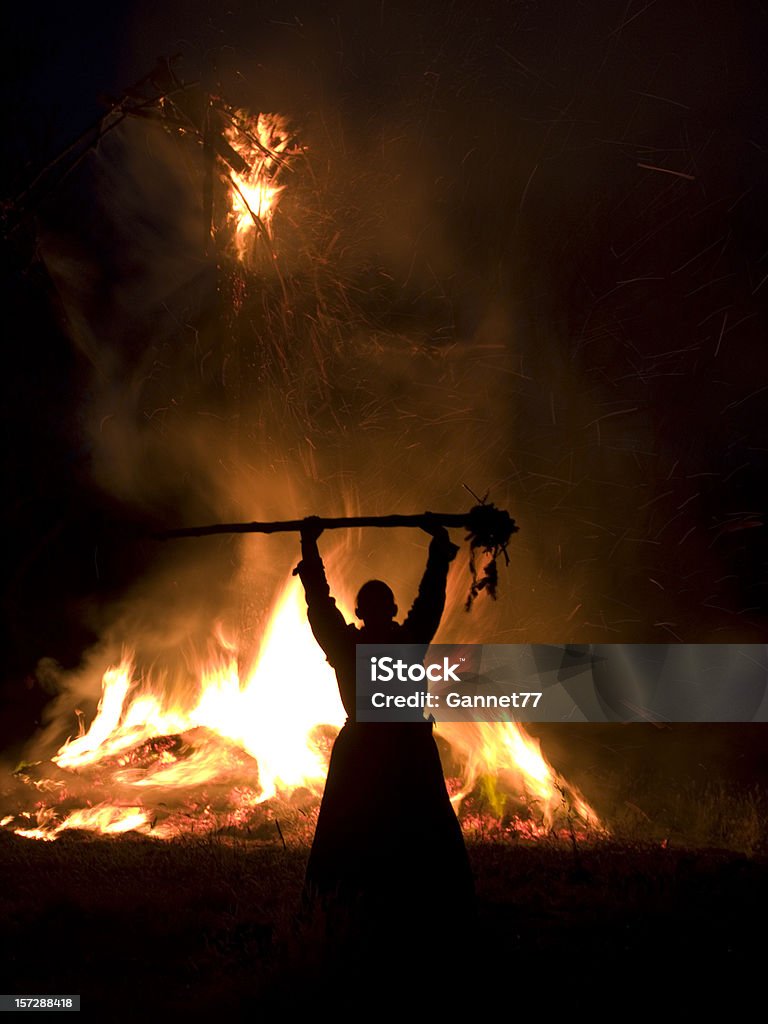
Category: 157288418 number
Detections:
[{"x1": 1, "y1": 996, "x2": 80, "y2": 1011}]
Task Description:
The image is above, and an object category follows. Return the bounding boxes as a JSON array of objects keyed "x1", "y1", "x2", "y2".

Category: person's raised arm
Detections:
[
  {"x1": 293, "y1": 517, "x2": 349, "y2": 662},
  {"x1": 401, "y1": 515, "x2": 459, "y2": 643}
]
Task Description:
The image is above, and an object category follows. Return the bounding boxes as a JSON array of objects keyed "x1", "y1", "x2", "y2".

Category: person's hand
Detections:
[
  {"x1": 421, "y1": 512, "x2": 448, "y2": 540},
  {"x1": 300, "y1": 515, "x2": 324, "y2": 541},
  {"x1": 422, "y1": 512, "x2": 459, "y2": 560}
]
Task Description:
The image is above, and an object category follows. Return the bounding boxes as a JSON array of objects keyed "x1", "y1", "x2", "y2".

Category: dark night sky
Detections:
[{"x1": 2, "y1": 1, "x2": 768, "y2": 773}]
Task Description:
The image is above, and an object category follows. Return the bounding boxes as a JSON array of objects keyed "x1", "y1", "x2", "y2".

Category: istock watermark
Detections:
[
  {"x1": 354, "y1": 643, "x2": 768, "y2": 723},
  {"x1": 369, "y1": 655, "x2": 463, "y2": 683}
]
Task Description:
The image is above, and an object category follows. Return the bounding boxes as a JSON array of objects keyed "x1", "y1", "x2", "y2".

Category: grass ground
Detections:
[{"x1": 2, "y1": 818, "x2": 766, "y2": 1017}]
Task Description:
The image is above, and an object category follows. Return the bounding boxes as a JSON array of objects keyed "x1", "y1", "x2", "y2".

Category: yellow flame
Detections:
[
  {"x1": 438, "y1": 720, "x2": 599, "y2": 829},
  {"x1": 51, "y1": 578, "x2": 343, "y2": 791},
  {"x1": 55, "y1": 663, "x2": 133, "y2": 768},
  {"x1": 225, "y1": 111, "x2": 294, "y2": 258},
  {"x1": 15, "y1": 805, "x2": 152, "y2": 841}
]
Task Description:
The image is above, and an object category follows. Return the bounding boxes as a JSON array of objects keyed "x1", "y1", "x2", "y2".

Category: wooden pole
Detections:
[
  {"x1": 158, "y1": 505, "x2": 517, "y2": 545},
  {"x1": 160, "y1": 512, "x2": 469, "y2": 539}
]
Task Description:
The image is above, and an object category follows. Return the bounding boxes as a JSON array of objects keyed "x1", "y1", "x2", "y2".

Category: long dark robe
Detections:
[{"x1": 295, "y1": 535, "x2": 474, "y2": 930}]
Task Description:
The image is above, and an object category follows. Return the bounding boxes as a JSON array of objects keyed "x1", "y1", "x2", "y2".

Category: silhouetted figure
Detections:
[{"x1": 294, "y1": 516, "x2": 474, "y2": 939}]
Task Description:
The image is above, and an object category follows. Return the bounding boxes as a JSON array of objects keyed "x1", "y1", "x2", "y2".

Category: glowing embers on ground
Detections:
[
  {"x1": 223, "y1": 110, "x2": 296, "y2": 259},
  {"x1": 5, "y1": 578, "x2": 600, "y2": 842}
]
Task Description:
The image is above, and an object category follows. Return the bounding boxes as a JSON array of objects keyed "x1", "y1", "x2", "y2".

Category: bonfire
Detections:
[{"x1": 3, "y1": 60, "x2": 599, "y2": 847}]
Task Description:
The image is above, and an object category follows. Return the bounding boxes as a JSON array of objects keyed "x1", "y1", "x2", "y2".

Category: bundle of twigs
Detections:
[{"x1": 159, "y1": 502, "x2": 518, "y2": 609}]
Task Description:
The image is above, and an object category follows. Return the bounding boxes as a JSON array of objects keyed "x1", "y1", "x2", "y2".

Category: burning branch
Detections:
[
  {"x1": 159, "y1": 503, "x2": 518, "y2": 608},
  {"x1": 3, "y1": 57, "x2": 298, "y2": 263}
]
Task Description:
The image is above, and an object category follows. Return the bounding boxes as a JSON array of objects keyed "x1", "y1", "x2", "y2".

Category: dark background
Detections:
[{"x1": 2, "y1": 1, "x2": 767, "y2": 782}]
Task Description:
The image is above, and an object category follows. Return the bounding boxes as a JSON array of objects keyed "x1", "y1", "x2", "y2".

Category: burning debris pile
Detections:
[
  {"x1": 3, "y1": 575, "x2": 599, "y2": 843},
  {"x1": 3, "y1": 495, "x2": 597, "y2": 843},
  {"x1": 5, "y1": 580, "x2": 344, "y2": 841},
  {"x1": 1, "y1": 573, "x2": 602, "y2": 843}
]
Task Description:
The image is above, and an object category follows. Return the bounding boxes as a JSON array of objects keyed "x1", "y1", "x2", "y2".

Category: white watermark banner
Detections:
[{"x1": 354, "y1": 644, "x2": 768, "y2": 723}]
